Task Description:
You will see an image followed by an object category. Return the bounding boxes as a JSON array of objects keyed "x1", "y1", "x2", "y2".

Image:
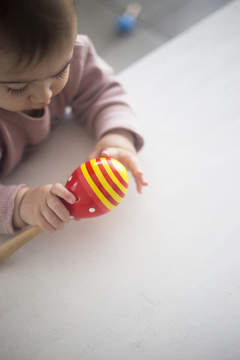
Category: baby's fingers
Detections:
[
  {"x1": 48, "y1": 184, "x2": 76, "y2": 222},
  {"x1": 37, "y1": 210, "x2": 65, "y2": 234},
  {"x1": 101, "y1": 148, "x2": 148, "y2": 193},
  {"x1": 50, "y1": 183, "x2": 76, "y2": 204}
]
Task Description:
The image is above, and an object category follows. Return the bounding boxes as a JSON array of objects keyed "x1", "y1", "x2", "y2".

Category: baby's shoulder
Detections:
[
  {"x1": 70, "y1": 34, "x2": 97, "y2": 73},
  {"x1": 75, "y1": 34, "x2": 90, "y2": 47},
  {"x1": 73, "y1": 34, "x2": 93, "y2": 55}
]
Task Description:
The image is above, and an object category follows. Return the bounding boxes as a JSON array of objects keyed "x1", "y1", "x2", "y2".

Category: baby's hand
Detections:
[
  {"x1": 102, "y1": 147, "x2": 148, "y2": 193},
  {"x1": 88, "y1": 130, "x2": 148, "y2": 193},
  {"x1": 13, "y1": 184, "x2": 76, "y2": 233}
]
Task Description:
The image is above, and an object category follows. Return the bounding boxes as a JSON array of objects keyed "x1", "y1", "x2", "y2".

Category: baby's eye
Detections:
[
  {"x1": 7, "y1": 84, "x2": 29, "y2": 96},
  {"x1": 54, "y1": 64, "x2": 70, "y2": 79},
  {"x1": 53, "y1": 66, "x2": 69, "y2": 80}
]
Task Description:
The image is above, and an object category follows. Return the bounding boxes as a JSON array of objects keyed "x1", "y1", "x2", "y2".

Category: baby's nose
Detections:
[{"x1": 30, "y1": 83, "x2": 52, "y2": 103}]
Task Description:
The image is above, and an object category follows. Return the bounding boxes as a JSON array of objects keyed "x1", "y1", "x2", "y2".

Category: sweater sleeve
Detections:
[
  {"x1": 0, "y1": 183, "x2": 26, "y2": 234},
  {"x1": 0, "y1": 125, "x2": 28, "y2": 234},
  {"x1": 65, "y1": 36, "x2": 144, "y2": 151}
]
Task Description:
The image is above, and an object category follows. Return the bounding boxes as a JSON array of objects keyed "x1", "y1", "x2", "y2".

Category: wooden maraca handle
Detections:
[
  {"x1": 0, "y1": 226, "x2": 43, "y2": 263},
  {"x1": 125, "y1": 2, "x2": 142, "y2": 17}
]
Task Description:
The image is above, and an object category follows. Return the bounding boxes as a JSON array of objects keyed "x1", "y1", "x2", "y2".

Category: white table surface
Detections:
[{"x1": 1, "y1": 1, "x2": 240, "y2": 359}]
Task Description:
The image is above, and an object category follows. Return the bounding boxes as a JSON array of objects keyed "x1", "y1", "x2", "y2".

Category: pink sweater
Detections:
[{"x1": 0, "y1": 35, "x2": 144, "y2": 234}]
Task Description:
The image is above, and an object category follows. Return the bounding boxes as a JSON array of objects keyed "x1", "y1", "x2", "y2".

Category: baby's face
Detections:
[{"x1": 0, "y1": 33, "x2": 76, "y2": 115}]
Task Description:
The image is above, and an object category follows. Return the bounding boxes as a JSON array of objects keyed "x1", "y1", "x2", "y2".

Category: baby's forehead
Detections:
[
  {"x1": 0, "y1": 45, "x2": 73, "y2": 82},
  {"x1": 0, "y1": 9, "x2": 77, "y2": 77},
  {"x1": 0, "y1": 50, "x2": 20, "y2": 76}
]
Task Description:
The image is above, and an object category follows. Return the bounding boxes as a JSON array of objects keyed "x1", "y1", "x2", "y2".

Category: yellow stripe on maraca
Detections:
[
  {"x1": 101, "y1": 158, "x2": 128, "y2": 194},
  {"x1": 81, "y1": 162, "x2": 115, "y2": 211},
  {"x1": 90, "y1": 159, "x2": 123, "y2": 203}
]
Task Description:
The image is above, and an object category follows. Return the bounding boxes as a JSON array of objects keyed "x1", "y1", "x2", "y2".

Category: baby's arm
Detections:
[
  {"x1": 88, "y1": 129, "x2": 148, "y2": 194},
  {"x1": 13, "y1": 184, "x2": 76, "y2": 233},
  {"x1": 65, "y1": 37, "x2": 146, "y2": 191}
]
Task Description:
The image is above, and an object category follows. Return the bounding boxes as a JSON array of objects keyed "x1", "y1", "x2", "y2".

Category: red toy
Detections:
[
  {"x1": 63, "y1": 157, "x2": 129, "y2": 219},
  {"x1": 0, "y1": 158, "x2": 129, "y2": 263}
]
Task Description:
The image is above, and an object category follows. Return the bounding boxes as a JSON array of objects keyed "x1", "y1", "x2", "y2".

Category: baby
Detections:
[{"x1": 0, "y1": 0, "x2": 148, "y2": 235}]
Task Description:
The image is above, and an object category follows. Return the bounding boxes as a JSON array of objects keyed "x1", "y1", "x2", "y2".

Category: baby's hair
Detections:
[{"x1": 0, "y1": 0, "x2": 76, "y2": 68}]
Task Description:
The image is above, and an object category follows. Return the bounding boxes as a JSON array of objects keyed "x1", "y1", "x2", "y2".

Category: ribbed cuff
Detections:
[{"x1": 0, "y1": 184, "x2": 27, "y2": 235}]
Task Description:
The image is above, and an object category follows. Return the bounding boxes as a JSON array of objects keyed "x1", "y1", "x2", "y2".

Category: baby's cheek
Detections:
[
  {"x1": 0, "y1": 93, "x2": 26, "y2": 112},
  {"x1": 53, "y1": 77, "x2": 68, "y2": 97}
]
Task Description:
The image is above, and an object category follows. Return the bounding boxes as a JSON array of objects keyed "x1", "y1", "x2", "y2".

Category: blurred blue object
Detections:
[
  {"x1": 116, "y1": 14, "x2": 137, "y2": 33},
  {"x1": 115, "y1": 3, "x2": 142, "y2": 34}
]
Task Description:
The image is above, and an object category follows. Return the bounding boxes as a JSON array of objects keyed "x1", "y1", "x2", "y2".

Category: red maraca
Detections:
[
  {"x1": 0, "y1": 158, "x2": 129, "y2": 263},
  {"x1": 63, "y1": 157, "x2": 129, "y2": 219}
]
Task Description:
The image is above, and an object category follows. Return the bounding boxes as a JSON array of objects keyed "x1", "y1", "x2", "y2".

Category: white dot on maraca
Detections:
[
  {"x1": 68, "y1": 175, "x2": 72, "y2": 181},
  {"x1": 70, "y1": 216, "x2": 75, "y2": 220},
  {"x1": 89, "y1": 208, "x2": 96, "y2": 213}
]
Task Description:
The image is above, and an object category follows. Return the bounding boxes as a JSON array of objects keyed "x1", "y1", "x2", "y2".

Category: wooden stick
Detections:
[
  {"x1": 125, "y1": 3, "x2": 142, "y2": 18},
  {"x1": 0, "y1": 226, "x2": 43, "y2": 263}
]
